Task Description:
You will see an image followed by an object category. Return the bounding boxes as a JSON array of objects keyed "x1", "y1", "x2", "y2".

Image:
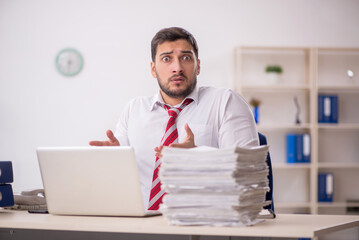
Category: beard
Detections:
[{"x1": 156, "y1": 71, "x2": 197, "y2": 99}]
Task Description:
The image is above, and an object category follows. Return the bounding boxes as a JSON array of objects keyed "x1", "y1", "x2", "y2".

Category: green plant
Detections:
[{"x1": 265, "y1": 65, "x2": 283, "y2": 74}]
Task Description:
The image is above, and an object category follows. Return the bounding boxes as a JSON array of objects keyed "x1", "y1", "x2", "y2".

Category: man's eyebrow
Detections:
[
  {"x1": 159, "y1": 51, "x2": 173, "y2": 56},
  {"x1": 159, "y1": 50, "x2": 194, "y2": 56},
  {"x1": 181, "y1": 50, "x2": 193, "y2": 54}
]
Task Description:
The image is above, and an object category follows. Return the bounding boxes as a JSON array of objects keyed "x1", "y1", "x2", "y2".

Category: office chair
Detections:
[{"x1": 258, "y1": 132, "x2": 276, "y2": 218}]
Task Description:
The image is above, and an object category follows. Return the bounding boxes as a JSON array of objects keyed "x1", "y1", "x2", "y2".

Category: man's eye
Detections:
[
  {"x1": 162, "y1": 56, "x2": 170, "y2": 62},
  {"x1": 183, "y1": 55, "x2": 191, "y2": 61}
]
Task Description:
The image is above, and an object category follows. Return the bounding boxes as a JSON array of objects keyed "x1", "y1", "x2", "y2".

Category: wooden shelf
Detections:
[
  {"x1": 257, "y1": 124, "x2": 311, "y2": 131},
  {"x1": 276, "y1": 202, "x2": 311, "y2": 209},
  {"x1": 318, "y1": 162, "x2": 359, "y2": 169},
  {"x1": 240, "y1": 46, "x2": 311, "y2": 51},
  {"x1": 317, "y1": 202, "x2": 359, "y2": 208},
  {"x1": 273, "y1": 163, "x2": 311, "y2": 170},
  {"x1": 318, "y1": 85, "x2": 359, "y2": 92},
  {"x1": 242, "y1": 85, "x2": 310, "y2": 92},
  {"x1": 318, "y1": 123, "x2": 359, "y2": 130}
]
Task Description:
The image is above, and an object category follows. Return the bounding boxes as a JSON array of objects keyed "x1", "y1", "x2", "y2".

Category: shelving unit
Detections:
[{"x1": 234, "y1": 46, "x2": 359, "y2": 216}]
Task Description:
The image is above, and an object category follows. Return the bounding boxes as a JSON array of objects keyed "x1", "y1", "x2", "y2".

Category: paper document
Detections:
[{"x1": 159, "y1": 145, "x2": 271, "y2": 227}]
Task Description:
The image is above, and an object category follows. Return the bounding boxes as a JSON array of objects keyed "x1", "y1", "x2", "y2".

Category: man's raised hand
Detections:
[
  {"x1": 89, "y1": 130, "x2": 120, "y2": 146},
  {"x1": 169, "y1": 123, "x2": 196, "y2": 148},
  {"x1": 154, "y1": 123, "x2": 196, "y2": 158}
]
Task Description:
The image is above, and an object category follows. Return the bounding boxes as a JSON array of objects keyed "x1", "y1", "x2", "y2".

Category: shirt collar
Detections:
[{"x1": 149, "y1": 86, "x2": 199, "y2": 111}]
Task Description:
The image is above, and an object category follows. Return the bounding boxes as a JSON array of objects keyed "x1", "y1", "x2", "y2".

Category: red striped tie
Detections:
[{"x1": 148, "y1": 98, "x2": 193, "y2": 210}]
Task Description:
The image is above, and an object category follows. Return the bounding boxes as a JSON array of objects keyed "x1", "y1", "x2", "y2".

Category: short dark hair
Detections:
[{"x1": 151, "y1": 27, "x2": 199, "y2": 62}]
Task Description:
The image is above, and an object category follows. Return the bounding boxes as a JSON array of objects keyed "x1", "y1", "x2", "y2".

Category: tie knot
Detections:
[
  {"x1": 163, "y1": 98, "x2": 193, "y2": 119},
  {"x1": 167, "y1": 109, "x2": 178, "y2": 118}
]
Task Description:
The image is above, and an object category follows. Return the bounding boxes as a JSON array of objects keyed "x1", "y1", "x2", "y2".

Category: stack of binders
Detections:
[
  {"x1": 159, "y1": 145, "x2": 271, "y2": 226},
  {"x1": 0, "y1": 161, "x2": 15, "y2": 208},
  {"x1": 286, "y1": 133, "x2": 311, "y2": 163}
]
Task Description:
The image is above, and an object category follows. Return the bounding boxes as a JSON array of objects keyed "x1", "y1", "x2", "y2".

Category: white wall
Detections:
[{"x1": 1, "y1": 0, "x2": 359, "y2": 192}]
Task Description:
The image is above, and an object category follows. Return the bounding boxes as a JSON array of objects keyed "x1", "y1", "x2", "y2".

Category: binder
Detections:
[
  {"x1": 318, "y1": 94, "x2": 339, "y2": 124},
  {"x1": 286, "y1": 134, "x2": 296, "y2": 163},
  {"x1": 296, "y1": 134, "x2": 303, "y2": 163},
  {"x1": 0, "y1": 161, "x2": 15, "y2": 207},
  {"x1": 330, "y1": 95, "x2": 338, "y2": 123},
  {"x1": 302, "y1": 134, "x2": 311, "y2": 163},
  {"x1": 0, "y1": 184, "x2": 14, "y2": 207},
  {"x1": 318, "y1": 95, "x2": 324, "y2": 123},
  {"x1": 0, "y1": 161, "x2": 14, "y2": 183},
  {"x1": 318, "y1": 173, "x2": 334, "y2": 202},
  {"x1": 319, "y1": 95, "x2": 331, "y2": 123},
  {"x1": 323, "y1": 95, "x2": 332, "y2": 123},
  {"x1": 286, "y1": 134, "x2": 311, "y2": 164}
]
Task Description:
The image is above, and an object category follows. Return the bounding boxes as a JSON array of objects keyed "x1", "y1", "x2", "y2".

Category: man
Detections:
[{"x1": 90, "y1": 27, "x2": 259, "y2": 210}]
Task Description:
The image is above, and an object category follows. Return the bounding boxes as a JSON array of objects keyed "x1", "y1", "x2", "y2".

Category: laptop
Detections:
[{"x1": 37, "y1": 146, "x2": 160, "y2": 217}]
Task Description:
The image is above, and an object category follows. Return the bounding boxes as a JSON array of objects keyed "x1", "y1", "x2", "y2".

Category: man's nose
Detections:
[{"x1": 172, "y1": 58, "x2": 184, "y2": 73}]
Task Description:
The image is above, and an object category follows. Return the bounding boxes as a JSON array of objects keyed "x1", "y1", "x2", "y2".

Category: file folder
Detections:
[
  {"x1": 0, "y1": 161, "x2": 13, "y2": 183},
  {"x1": 0, "y1": 184, "x2": 14, "y2": 207},
  {"x1": 286, "y1": 134, "x2": 296, "y2": 163},
  {"x1": 318, "y1": 173, "x2": 334, "y2": 202}
]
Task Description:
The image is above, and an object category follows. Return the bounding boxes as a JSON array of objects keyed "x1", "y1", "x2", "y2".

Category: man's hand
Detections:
[
  {"x1": 89, "y1": 130, "x2": 120, "y2": 146},
  {"x1": 170, "y1": 124, "x2": 196, "y2": 148},
  {"x1": 154, "y1": 124, "x2": 196, "y2": 158},
  {"x1": 154, "y1": 145, "x2": 164, "y2": 158}
]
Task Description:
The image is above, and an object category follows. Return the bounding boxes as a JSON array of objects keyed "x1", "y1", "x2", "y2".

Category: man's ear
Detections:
[
  {"x1": 196, "y1": 59, "x2": 201, "y2": 75},
  {"x1": 151, "y1": 61, "x2": 157, "y2": 78}
]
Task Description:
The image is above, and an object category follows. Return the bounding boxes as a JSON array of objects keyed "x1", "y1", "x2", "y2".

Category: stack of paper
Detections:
[{"x1": 159, "y1": 145, "x2": 271, "y2": 227}]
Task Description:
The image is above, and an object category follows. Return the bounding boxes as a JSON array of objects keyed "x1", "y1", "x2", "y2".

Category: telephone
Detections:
[{"x1": 6, "y1": 189, "x2": 47, "y2": 211}]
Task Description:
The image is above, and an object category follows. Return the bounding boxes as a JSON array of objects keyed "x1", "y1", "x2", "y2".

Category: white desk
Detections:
[{"x1": 0, "y1": 211, "x2": 358, "y2": 239}]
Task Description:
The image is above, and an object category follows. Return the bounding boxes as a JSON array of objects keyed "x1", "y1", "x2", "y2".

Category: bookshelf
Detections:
[{"x1": 234, "y1": 46, "x2": 359, "y2": 215}]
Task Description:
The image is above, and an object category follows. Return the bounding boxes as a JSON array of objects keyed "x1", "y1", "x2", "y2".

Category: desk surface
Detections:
[{"x1": 0, "y1": 211, "x2": 358, "y2": 238}]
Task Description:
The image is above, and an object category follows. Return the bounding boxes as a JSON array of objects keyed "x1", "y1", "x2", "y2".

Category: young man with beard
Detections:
[{"x1": 90, "y1": 27, "x2": 259, "y2": 210}]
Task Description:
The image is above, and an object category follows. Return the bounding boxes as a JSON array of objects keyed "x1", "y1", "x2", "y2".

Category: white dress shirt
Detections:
[{"x1": 115, "y1": 86, "x2": 259, "y2": 208}]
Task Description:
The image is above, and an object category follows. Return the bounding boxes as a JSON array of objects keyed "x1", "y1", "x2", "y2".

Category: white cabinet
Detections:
[{"x1": 235, "y1": 46, "x2": 359, "y2": 215}]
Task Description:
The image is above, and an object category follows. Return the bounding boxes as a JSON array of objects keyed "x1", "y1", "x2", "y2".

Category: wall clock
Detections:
[{"x1": 55, "y1": 48, "x2": 84, "y2": 77}]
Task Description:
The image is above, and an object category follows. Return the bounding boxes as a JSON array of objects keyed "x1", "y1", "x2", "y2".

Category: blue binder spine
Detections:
[
  {"x1": 0, "y1": 184, "x2": 14, "y2": 207},
  {"x1": 302, "y1": 134, "x2": 311, "y2": 163},
  {"x1": 296, "y1": 134, "x2": 303, "y2": 163},
  {"x1": 286, "y1": 134, "x2": 296, "y2": 164},
  {"x1": 330, "y1": 95, "x2": 338, "y2": 123},
  {"x1": 0, "y1": 161, "x2": 14, "y2": 183},
  {"x1": 323, "y1": 95, "x2": 332, "y2": 123},
  {"x1": 318, "y1": 95, "x2": 324, "y2": 123},
  {"x1": 318, "y1": 173, "x2": 334, "y2": 202},
  {"x1": 0, "y1": 161, "x2": 14, "y2": 207}
]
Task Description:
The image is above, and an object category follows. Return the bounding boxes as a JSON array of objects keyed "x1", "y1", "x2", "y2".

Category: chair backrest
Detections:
[{"x1": 258, "y1": 132, "x2": 276, "y2": 217}]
